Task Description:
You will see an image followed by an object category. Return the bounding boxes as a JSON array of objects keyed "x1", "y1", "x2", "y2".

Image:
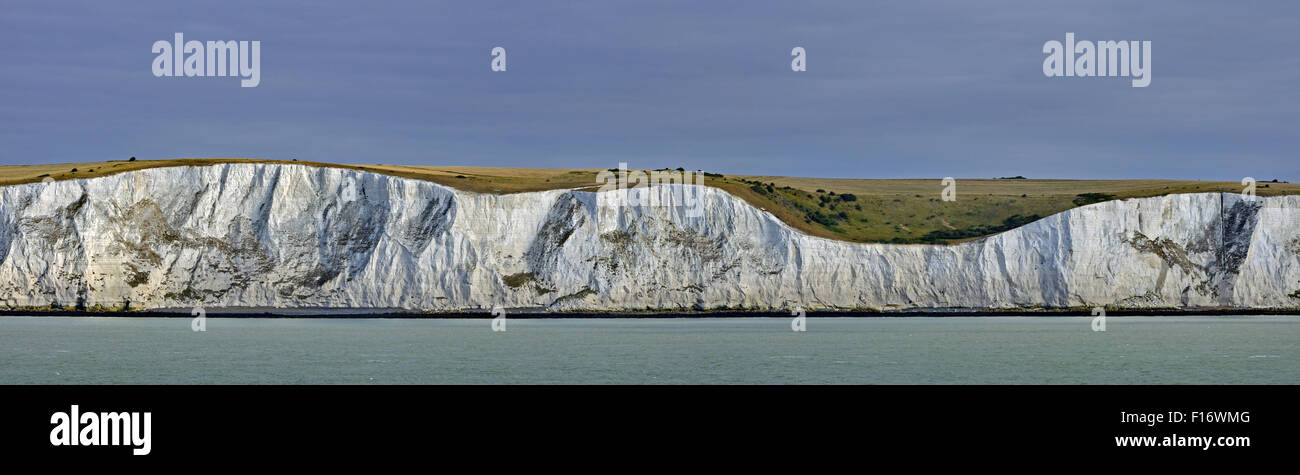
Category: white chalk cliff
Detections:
[{"x1": 1, "y1": 164, "x2": 1297, "y2": 312}]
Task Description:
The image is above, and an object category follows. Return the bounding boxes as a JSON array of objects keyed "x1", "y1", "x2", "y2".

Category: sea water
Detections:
[{"x1": 0, "y1": 316, "x2": 1295, "y2": 384}]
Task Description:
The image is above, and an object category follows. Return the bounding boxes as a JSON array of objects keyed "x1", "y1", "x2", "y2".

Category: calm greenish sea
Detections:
[{"x1": 0, "y1": 316, "x2": 1295, "y2": 384}]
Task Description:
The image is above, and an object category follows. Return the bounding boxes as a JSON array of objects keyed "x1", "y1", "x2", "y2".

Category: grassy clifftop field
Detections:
[{"x1": 3, "y1": 158, "x2": 1296, "y2": 244}]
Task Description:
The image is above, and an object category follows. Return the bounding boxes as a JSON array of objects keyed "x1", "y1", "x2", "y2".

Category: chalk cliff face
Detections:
[{"x1": 1, "y1": 164, "x2": 1297, "y2": 312}]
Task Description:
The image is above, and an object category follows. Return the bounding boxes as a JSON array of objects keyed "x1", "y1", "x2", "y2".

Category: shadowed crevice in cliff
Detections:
[
  {"x1": 1121, "y1": 232, "x2": 1200, "y2": 274},
  {"x1": 1119, "y1": 228, "x2": 1216, "y2": 304},
  {"x1": 657, "y1": 220, "x2": 742, "y2": 284},
  {"x1": 0, "y1": 217, "x2": 12, "y2": 268},
  {"x1": 1212, "y1": 193, "x2": 1262, "y2": 304},
  {"x1": 310, "y1": 174, "x2": 389, "y2": 288},
  {"x1": 595, "y1": 229, "x2": 637, "y2": 277},
  {"x1": 397, "y1": 193, "x2": 454, "y2": 256},
  {"x1": 13, "y1": 189, "x2": 90, "y2": 304},
  {"x1": 522, "y1": 192, "x2": 587, "y2": 292},
  {"x1": 660, "y1": 223, "x2": 726, "y2": 263},
  {"x1": 1037, "y1": 215, "x2": 1073, "y2": 307},
  {"x1": 102, "y1": 196, "x2": 275, "y2": 303}
]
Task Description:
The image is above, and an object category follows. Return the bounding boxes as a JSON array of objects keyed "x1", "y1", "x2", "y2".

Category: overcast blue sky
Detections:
[{"x1": 1, "y1": 0, "x2": 1296, "y2": 180}]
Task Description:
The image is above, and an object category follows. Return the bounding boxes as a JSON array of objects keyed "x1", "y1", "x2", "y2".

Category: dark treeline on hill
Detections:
[
  {"x1": 1072, "y1": 193, "x2": 1116, "y2": 206},
  {"x1": 919, "y1": 214, "x2": 1042, "y2": 244}
]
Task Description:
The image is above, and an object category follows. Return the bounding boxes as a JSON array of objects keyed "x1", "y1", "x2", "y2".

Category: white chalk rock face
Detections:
[{"x1": 0, "y1": 164, "x2": 1296, "y2": 312}]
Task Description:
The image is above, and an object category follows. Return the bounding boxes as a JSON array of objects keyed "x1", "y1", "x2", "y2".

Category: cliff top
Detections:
[{"x1": 3, "y1": 158, "x2": 1297, "y2": 244}]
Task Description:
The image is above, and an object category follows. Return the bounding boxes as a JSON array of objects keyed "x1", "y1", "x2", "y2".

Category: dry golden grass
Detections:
[
  {"x1": 4, "y1": 159, "x2": 1294, "y2": 244},
  {"x1": 352, "y1": 164, "x2": 603, "y2": 193},
  {"x1": 0, "y1": 158, "x2": 605, "y2": 193}
]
